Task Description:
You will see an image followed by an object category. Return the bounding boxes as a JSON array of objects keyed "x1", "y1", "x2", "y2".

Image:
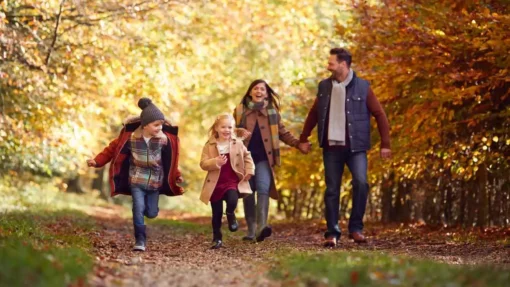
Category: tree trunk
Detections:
[
  {"x1": 466, "y1": 178, "x2": 477, "y2": 227},
  {"x1": 444, "y1": 182, "x2": 453, "y2": 226},
  {"x1": 502, "y1": 181, "x2": 509, "y2": 227},
  {"x1": 491, "y1": 177, "x2": 502, "y2": 226},
  {"x1": 66, "y1": 175, "x2": 84, "y2": 194},
  {"x1": 476, "y1": 163, "x2": 488, "y2": 228},
  {"x1": 395, "y1": 179, "x2": 407, "y2": 222},
  {"x1": 92, "y1": 168, "x2": 111, "y2": 201},
  {"x1": 381, "y1": 171, "x2": 394, "y2": 223},
  {"x1": 367, "y1": 182, "x2": 376, "y2": 221},
  {"x1": 277, "y1": 191, "x2": 285, "y2": 212},
  {"x1": 292, "y1": 188, "x2": 300, "y2": 219},
  {"x1": 424, "y1": 178, "x2": 442, "y2": 225},
  {"x1": 403, "y1": 180, "x2": 412, "y2": 223},
  {"x1": 458, "y1": 181, "x2": 466, "y2": 226},
  {"x1": 306, "y1": 188, "x2": 318, "y2": 219},
  {"x1": 412, "y1": 182, "x2": 424, "y2": 223}
]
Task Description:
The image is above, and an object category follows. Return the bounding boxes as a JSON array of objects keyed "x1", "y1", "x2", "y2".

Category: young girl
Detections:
[
  {"x1": 235, "y1": 79, "x2": 309, "y2": 242},
  {"x1": 87, "y1": 98, "x2": 184, "y2": 252},
  {"x1": 200, "y1": 113, "x2": 255, "y2": 249}
]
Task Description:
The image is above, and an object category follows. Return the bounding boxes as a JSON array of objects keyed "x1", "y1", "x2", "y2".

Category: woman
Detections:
[{"x1": 234, "y1": 79, "x2": 309, "y2": 242}]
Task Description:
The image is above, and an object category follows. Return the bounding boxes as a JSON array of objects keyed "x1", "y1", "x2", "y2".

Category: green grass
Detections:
[
  {"x1": 270, "y1": 250, "x2": 510, "y2": 287},
  {"x1": 0, "y1": 210, "x2": 96, "y2": 287},
  {"x1": 0, "y1": 176, "x2": 110, "y2": 215}
]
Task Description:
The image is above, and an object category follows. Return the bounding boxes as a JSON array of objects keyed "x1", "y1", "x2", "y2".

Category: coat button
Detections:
[
  {"x1": 268, "y1": 151, "x2": 272, "y2": 155},
  {"x1": 260, "y1": 126, "x2": 265, "y2": 129},
  {"x1": 264, "y1": 139, "x2": 268, "y2": 142},
  {"x1": 347, "y1": 111, "x2": 350, "y2": 114},
  {"x1": 347, "y1": 99, "x2": 350, "y2": 102},
  {"x1": 207, "y1": 179, "x2": 210, "y2": 182},
  {"x1": 236, "y1": 163, "x2": 239, "y2": 167}
]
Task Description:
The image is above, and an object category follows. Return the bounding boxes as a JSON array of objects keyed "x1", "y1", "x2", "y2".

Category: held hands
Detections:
[
  {"x1": 216, "y1": 155, "x2": 228, "y2": 167},
  {"x1": 380, "y1": 148, "x2": 392, "y2": 160},
  {"x1": 86, "y1": 159, "x2": 96, "y2": 167},
  {"x1": 298, "y1": 142, "x2": 312, "y2": 154},
  {"x1": 236, "y1": 128, "x2": 252, "y2": 139}
]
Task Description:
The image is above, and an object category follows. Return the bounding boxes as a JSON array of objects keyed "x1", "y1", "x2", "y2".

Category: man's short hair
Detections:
[{"x1": 330, "y1": 48, "x2": 352, "y2": 67}]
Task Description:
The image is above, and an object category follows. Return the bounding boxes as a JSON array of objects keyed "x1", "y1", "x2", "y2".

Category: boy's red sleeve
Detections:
[
  {"x1": 94, "y1": 137, "x2": 121, "y2": 167},
  {"x1": 176, "y1": 137, "x2": 182, "y2": 178}
]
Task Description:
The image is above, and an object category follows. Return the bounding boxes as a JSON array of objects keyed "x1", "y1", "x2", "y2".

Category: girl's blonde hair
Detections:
[{"x1": 208, "y1": 113, "x2": 237, "y2": 138}]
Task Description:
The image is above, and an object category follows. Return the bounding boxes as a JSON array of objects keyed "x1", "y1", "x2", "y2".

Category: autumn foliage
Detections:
[
  {"x1": 1, "y1": 0, "x2": 509, "y2": 226},
  {"x1": 277, "y1": 0, "x2": 509, "y2": 227}
]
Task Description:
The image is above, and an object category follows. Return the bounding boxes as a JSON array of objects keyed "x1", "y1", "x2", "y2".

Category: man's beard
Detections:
[{"x1": 331, "y1": 69, "x2": 345, "y2": 78}]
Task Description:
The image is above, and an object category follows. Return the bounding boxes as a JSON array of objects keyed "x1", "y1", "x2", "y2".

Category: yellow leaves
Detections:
[
  {"x1": 335, "y1": 24, "x2": 348, "y2": 36},
  {"x1": 432, "y1": 29, "x2": 446, "y2": 36}
]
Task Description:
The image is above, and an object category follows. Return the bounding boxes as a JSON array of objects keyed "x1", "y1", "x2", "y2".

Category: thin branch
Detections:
[
  {"x1": 14, "y1": 55, "x2": 45, "y2": 72},
  {"x1": 12, "y1": 19, "x2": 45, "y2": 46},
  {"x1": 3, "y1": 0, "x2": 182, "y2": 24},
  {"x1": 45, "y1": 0, "x2": 65, "y2": 66},
  {"x1": 0, "y1": 37, "x2": 45, "y2": 72}
]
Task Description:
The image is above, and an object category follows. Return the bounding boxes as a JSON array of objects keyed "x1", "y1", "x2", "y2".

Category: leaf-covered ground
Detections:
[{"x1": 85, "y1": 206, "x2": 510, "y2": 286}]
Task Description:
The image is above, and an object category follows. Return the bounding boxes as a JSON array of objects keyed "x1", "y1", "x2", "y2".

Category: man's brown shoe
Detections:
[
  {"x1": 323, "y1": 236, "x2": 338, "y2": 247},
  {"x1": 348, "y1": 232, "x2": 367, "y2": 243}
]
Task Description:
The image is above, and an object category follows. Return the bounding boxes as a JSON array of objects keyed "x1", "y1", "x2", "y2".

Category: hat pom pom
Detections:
[{"x1": 138, "y1": 98, "x2": 152, "y2": 110}]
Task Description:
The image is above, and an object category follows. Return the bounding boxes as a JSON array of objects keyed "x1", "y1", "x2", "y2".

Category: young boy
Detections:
[{"x1": 87, "y1": 98, "x2": 184, "y2": 251}]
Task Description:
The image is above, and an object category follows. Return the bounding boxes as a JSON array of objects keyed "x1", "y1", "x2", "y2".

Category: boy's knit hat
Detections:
[{"x1": 138, "y1": 98, "x2": 165, "y2": 127}]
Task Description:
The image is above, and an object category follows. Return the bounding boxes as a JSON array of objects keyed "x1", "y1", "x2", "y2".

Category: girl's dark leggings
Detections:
[{"x1": 211, "y1": 189, "x2": 239, "y2": 240}]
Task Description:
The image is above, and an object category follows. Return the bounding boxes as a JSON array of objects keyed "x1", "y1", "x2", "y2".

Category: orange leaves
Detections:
[{"x1": 344, "y1": 0, "x2": 510, "y2": 181}]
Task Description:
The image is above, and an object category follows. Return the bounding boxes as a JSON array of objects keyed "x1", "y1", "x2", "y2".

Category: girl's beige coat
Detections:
[{"x1": 199, "y1": 136, "x2": 255, "y2": 204}]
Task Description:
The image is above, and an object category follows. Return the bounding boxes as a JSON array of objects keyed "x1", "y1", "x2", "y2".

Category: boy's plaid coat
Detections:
[
  {"x1": 128, "y1": 131, "x2": 168, "y2": 191},
  {"x1": 93, "y1": 116, "x2": 184, "y2": 197}
]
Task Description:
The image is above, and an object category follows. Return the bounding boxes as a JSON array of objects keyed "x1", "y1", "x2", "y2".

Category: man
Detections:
[{"x1": 299, "y1": 48, "x2": 391, "y2": 247}]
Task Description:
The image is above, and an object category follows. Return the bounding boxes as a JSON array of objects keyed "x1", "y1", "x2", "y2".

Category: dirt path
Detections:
[
  {"x1": 86, "y1": 207, "x2": 510, "y2": 286},
  {"x1": 87, "y1": 209, "x2": 279, "y2": 287}
]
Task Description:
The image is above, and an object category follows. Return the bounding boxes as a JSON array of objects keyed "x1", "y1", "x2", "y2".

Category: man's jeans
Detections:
[
  {"x1": 131, "y1": 186, "x2": 160, "y2": 227},
  {"x1": 323, "y1": 149, "x2": 369, "y2": 239}
]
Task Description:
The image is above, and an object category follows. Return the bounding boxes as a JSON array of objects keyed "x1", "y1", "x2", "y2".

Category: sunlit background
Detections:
[{"x1": 1, "y1": 0, "x2": 509, "y2": 227}]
